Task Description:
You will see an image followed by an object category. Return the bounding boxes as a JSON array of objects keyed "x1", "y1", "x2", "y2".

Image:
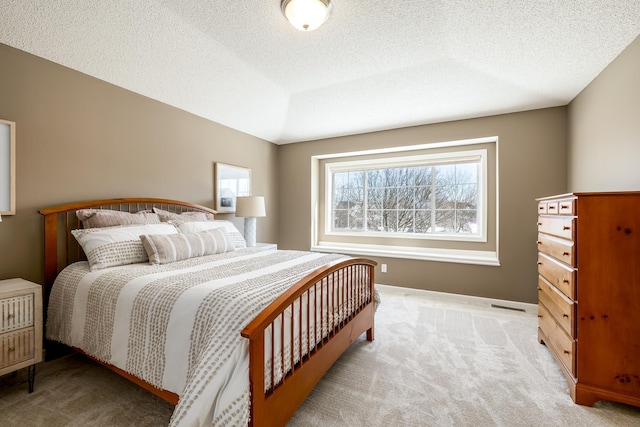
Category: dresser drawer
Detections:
[
  {"x1": 537, "y1": 197, "x2": 575, "y2": 216},
  {"x1": 1, "y1": 294, "x2": 35, "y2": 333},
  {"x1": 538, "y1": 276, "x2": 575, "y2": 337},
  {"x1": 538, "y1": 303, "x2": 576, "y2": 377},
  {"x1": 538, "y1": 216, "x2": 575, "y2": 240},
  {"x1": 0, "y1": 328, "x2": 36, "y2": 369},
  {"x1": 537, "y1": 253, "x2": 576, "y2": 300},
  {"x1": 556, "y1": 199, "x2": 575, "y2": 215},
  {"x1": 537, "y1": 233, "x2": 575, "y2": 267},
  {"x1": 546, "y1": 201, "x2": 559, "y2": 215},
  {"x1": 537, "y1": 201, "x2": 548, "y2": 214}
]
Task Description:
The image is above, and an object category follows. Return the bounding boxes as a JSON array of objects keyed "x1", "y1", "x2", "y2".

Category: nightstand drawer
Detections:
[
  {"x1": 1, "y1": 294, "x2": 35, "y2": 333},
  {"x1": 0, "y1": 328, "x2": 36, "y2": 369}
]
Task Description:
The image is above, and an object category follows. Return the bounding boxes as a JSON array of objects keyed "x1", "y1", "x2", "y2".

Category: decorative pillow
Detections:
[
  {"x1": 76, "y1": 209, "x2": 161, "y2": 228},
  {"x1": 71, "y1": 223, "x2": 179, "y2": 270},
  {"x1": 173, "y1": 220, "x2": 247, "y2": 249},
  {"x1": 140, "y1": 228, "x2": 234, "y2": 265},
  {"x1": 152, "y1": 207, "x2": 214, "y2": 222}
]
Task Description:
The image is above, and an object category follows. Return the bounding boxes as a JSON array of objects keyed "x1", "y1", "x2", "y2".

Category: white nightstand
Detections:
[{"x1": 0, "y1": 278, "x2": 43, "y2": 393}]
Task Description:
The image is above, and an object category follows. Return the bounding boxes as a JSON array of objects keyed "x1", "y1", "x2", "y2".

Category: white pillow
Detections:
[
  {"x1": 71, "y1": 223, "x2": 179, "y2": 270},
  {"x1": 174, "y1": 220, "x2": 247, "y2": 249}
]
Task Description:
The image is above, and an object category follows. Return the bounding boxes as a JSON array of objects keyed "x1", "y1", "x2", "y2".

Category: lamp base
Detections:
[{"x1": 244, "y1": 217, "x2": 257, "y2": 247}]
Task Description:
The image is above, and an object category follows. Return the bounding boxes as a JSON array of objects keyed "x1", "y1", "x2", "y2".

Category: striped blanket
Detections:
[{"x1": 46, "y1": 247, "x2": 348, "y2": 426}]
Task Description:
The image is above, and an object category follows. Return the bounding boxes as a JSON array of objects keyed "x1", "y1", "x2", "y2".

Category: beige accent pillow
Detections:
[
  {"x1": 152, "y1": 207, "x2": 214, "y2": 222},
  {"x1": 76, "y1": 209, "x2": 161, "y2": 228},
  {"x1": 140, "y1": 228, "x2": 234, "y2": 264},
  {"x1": 173, "y1": 220, "x2": 247, "y2": 249},
  {"x1": 71, "y1": 223, "x2": 179, "y2": 270}
]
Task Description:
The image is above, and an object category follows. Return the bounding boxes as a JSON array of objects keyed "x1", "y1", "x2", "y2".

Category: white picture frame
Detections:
[
  {"x1": 0, "y1": 119, "x2": 16, "y2": 215},
  {"x1": 215, "y1": 162, "x2": 251, "y2": 213}
]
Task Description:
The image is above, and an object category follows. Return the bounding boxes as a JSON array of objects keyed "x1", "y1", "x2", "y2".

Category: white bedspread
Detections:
[{"x1": 46, "y1": 247, "x2": 347, "y2": 426}]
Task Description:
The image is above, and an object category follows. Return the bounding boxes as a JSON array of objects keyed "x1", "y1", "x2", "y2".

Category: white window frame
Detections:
[
  {"x1": 325, "y1": 149, "x2": 487, "y2": 243},
  {"x1": 310, "y1": 137, "x2": 500, "y2": 266}
]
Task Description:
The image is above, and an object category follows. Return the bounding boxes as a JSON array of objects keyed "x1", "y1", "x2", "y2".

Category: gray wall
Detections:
[
  {"x1": 0, "y1": 43, "x2": 279, "y2": 285},
  {"x1": 568, "y1": 35, "x2": 640, "y2": 191},
  {"x1": 278, "y1": 108, "x2": 567, "y2": 303}
]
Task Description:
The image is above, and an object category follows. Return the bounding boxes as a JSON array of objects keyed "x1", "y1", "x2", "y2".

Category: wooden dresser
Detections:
[{"x1": 536, "y1": 192, "x2": 640, "y2": 407}]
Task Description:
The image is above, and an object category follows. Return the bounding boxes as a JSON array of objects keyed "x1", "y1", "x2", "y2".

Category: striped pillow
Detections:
[
  {"x1": 140, "y1": 228, "x2": 235, "y2": 265},
  {"x1": 71, "y1": 223, "x2": 178, "y2": 270},
  {"x1": 173, "y1": 220, "x2": 247, "y2": 249}
]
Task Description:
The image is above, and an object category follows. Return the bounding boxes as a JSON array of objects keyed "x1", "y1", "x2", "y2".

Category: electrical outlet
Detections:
[{"x1": 381, "y1": 264, "x2": 387, "y2": 273}]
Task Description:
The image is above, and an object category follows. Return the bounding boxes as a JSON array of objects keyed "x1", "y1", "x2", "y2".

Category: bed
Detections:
[{"x1": 39, "y1": 198, "x2": 377, "y2": 427}]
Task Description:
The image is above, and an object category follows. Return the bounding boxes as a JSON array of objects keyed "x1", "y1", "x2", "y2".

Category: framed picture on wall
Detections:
[
  {"x1": 215, "y1": 162, "x2": 251, "y2": 213},
  {"x1": 0, "y1": 119, "x2": 16, "y2": 215}
]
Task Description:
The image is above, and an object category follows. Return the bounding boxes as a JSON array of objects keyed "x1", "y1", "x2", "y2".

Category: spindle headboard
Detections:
[{"x1": 38, "y1": 198, "x2": 217, "y2": 298}]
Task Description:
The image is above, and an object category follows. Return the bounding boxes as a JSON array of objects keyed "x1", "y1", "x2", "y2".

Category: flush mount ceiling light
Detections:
[{"x1": 281, "y1": 0, "x2": 332, "y2": 31}]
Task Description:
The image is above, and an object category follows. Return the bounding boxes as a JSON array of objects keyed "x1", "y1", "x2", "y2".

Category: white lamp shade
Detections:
[
  {"x1": 281, "y1": 0, "x2": 332, "y2": 31},
  {"x1": 235, "y1": 196, "x2": 266, "y2": 218}
]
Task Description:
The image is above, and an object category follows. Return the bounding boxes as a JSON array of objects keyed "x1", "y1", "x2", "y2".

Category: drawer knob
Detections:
[
  {"x1": 537, "y1": 287, "x2": 542, "y2": 291},
  {"x1": 549, "y1": 206, "x2": 556, "y2": 210},
  {"x1": 563, "y1": 279, "x2": 570, "y2": 283},
  {"x1": 563, "y1": 314, "x2": 569, "y2": 318},
  {"x1": 537, "y1": 261, "x2": 542, "y2": 265},
  {"x1": 562, "y1": 252, "x2": 570, "y2": 256},
  {"x1": 561, "y1": 205, "x2": 569, "y2": 209},
  {"x1": 563, "y1": 350, "x2": 570, "y2": 355},
  {"x1": 537, "y1": 222, "x2": 543, "y2": 226},
  {"x1": 537, "y1": 241, "x2": 542, "y2": 245},
  {"x1": 563, "y1": 226, "x2": 571, "y2": 231}
]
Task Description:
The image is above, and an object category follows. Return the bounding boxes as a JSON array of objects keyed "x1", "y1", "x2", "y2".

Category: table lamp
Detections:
[{"x1": 235, "y1": 196, "x2": 266, "y2": 247}]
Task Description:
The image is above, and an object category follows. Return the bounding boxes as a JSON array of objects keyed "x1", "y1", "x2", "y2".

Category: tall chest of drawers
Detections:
[{"x1": 536, "y1": 192, "x2": 640, "y2": 407}]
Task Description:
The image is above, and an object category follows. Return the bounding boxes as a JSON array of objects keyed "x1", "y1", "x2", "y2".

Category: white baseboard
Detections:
[{"x1": 375, "y1": 283, "x2": 538, "y2": 315}]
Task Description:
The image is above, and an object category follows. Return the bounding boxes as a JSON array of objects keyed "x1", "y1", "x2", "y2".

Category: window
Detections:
[
  {"x1": 311, "y1": 137, "x2": 499, "y2": 266},
  {"x1": 329, "y1": 154, "x2": 482, "y2": 239}
]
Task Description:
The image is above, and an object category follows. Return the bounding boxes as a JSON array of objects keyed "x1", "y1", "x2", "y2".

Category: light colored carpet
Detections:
[{"x1": 1, "y1": 285, "x2": 639, "y2": 426}]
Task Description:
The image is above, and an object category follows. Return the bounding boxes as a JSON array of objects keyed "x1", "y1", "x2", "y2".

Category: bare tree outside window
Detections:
[{"x1": 331, "y1": 160, "x2": 479, "y2": 235}]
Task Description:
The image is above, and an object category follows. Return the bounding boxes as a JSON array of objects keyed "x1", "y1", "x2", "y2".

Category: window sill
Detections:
[{"x1": 310, "y1": 242, "x2": 500, "y2": 266}]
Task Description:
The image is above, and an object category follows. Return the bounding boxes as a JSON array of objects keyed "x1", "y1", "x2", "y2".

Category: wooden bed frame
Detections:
[{"x1": 39, "y1": 197, "x2": 377, "y2": 427}]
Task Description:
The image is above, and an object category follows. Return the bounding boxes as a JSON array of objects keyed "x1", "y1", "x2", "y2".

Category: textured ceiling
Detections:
[{"x1": 1, "y1": 1, "x2": 640, "y2": 144}]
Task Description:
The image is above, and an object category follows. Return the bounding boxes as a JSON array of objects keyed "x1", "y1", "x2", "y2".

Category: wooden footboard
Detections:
[{"x1": 242, "y1": 258, "x2": 377, "y2": 427}]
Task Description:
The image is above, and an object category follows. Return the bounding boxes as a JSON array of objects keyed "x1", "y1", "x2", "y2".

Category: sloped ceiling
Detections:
[{"x1": 1, "y1": 1, "x2": 640, "y2": 144}]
